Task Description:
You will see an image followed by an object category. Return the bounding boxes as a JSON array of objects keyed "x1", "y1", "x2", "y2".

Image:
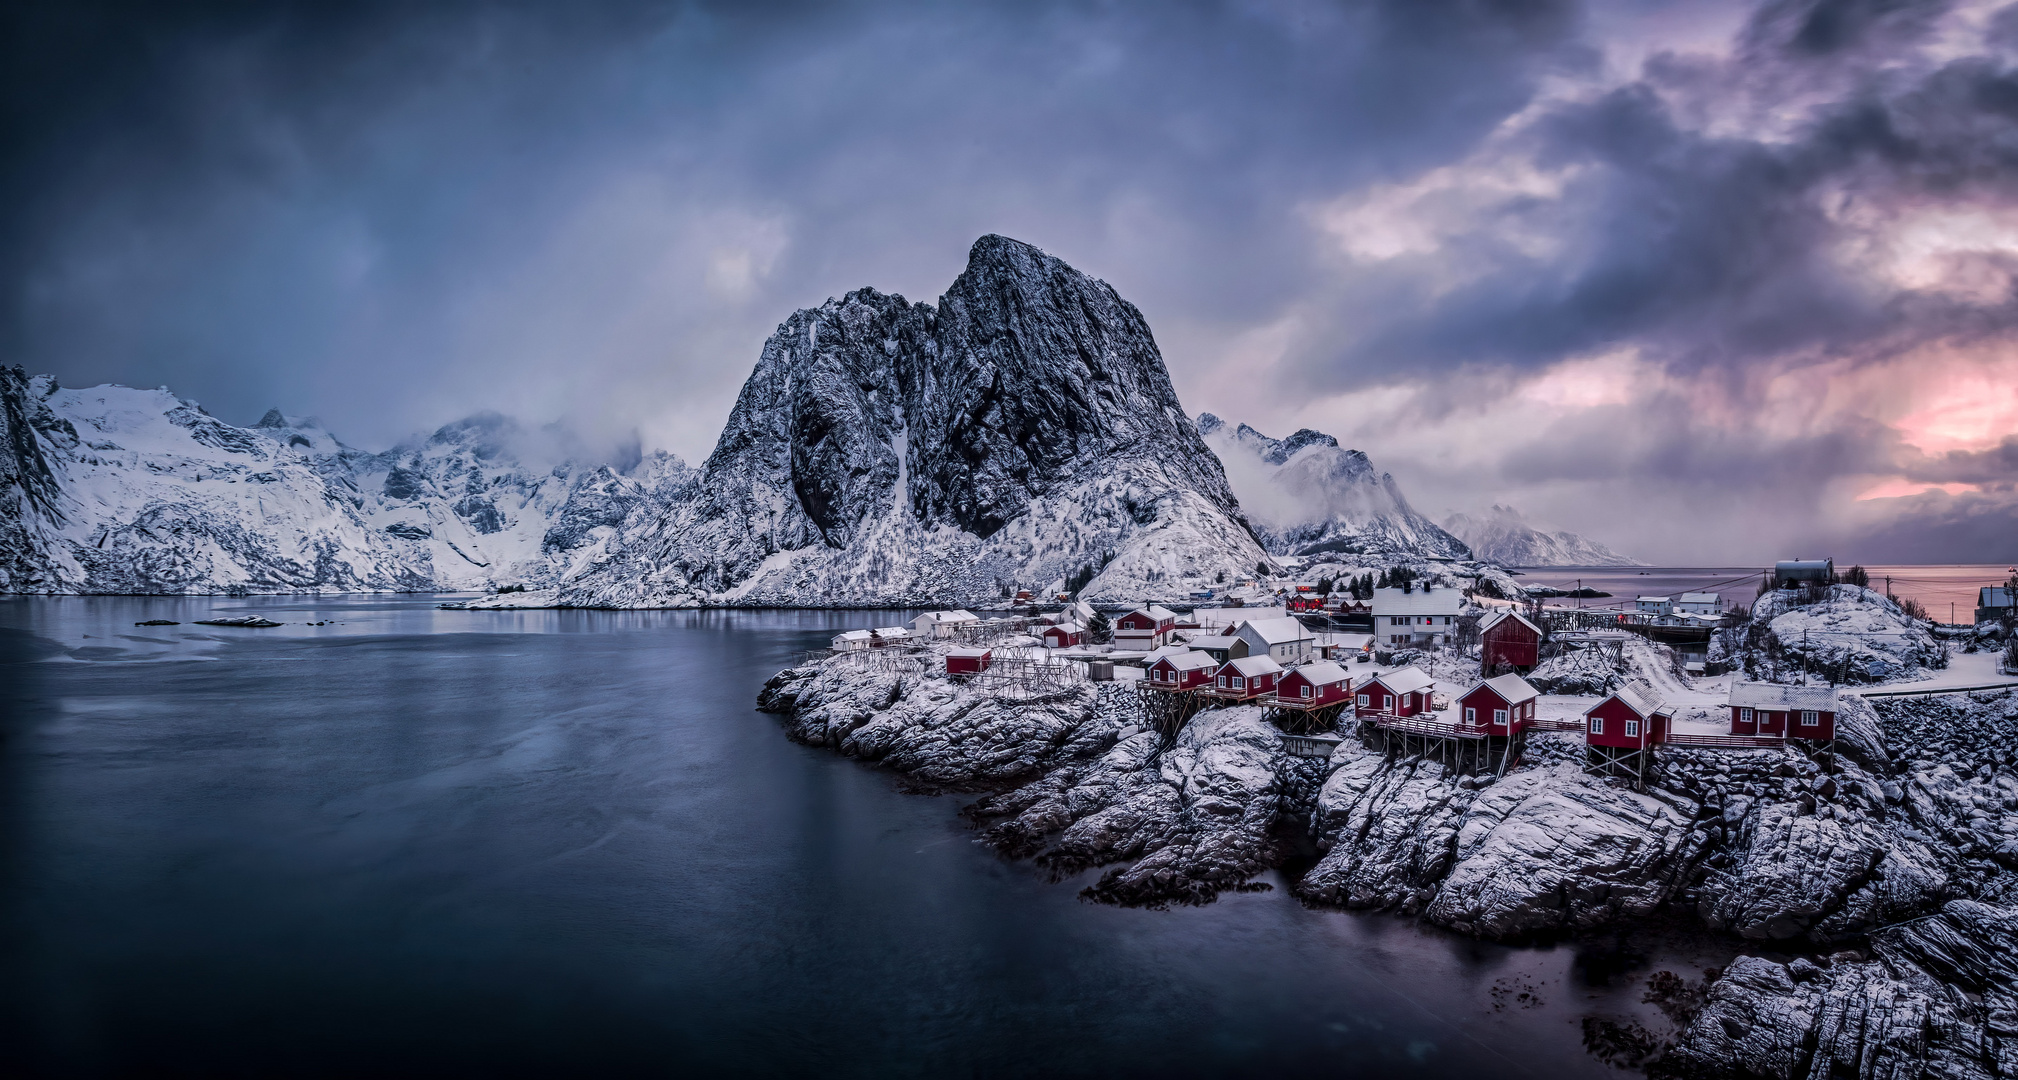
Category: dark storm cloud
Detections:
[
  {"x1": 0, "y1": 0, "x2": 1585, "y2": 449},
  {"x1": 1309, "y1": 0, "x2": 2018, "y2": 387}
]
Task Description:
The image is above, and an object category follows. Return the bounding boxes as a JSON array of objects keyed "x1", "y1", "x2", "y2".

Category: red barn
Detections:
[
  {"x1": 1211, "y1": 656, "x2": 1284, "y2": 700},
  {"x1": 1147, "y1": 651, "x2": 1216, "y2": 690},
  {"x1": 1354, "y1": 667, "x2": 1434, "y2": 718},
  {"x1": 945, "y1": 648, "x2": 992, "y2": 675},
  {"x1": 1584, "y1": 686, "x2": 1670, "y2": 748},
  {"x1": 1041, "y1": 621, "x2": 1085, "y2": 648},
  {"x1": 1277, "y1": 661, "x2": 1353, "y2": 706},
  {"x1": 1116, "y1": 606, "x2": 1178, "y2": 648},
  {"x1": 1729, "y1": 683, "x2": 1837, "y2": 741},
  {"x1": 1457, "y1": 673, "x2": 1540, "y2": 735},
  {"x1": 1478, "y1": 610, "x2": 1543, "y2": 671}
]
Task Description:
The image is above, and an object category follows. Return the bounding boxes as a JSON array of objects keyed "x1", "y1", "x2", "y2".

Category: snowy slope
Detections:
[
  {"x1": 0, "y1": 366, "x2": 688, "y2": 594},
  {"x1": 1197, "y1": 415, "x2": 1469, "y2": 559},
  {"x1": 559, "y1": 235, "x2": 1269, "y2": 608},
  {"x1": 1441, "y1": 505, "x2": 1641, "y2": 567}
]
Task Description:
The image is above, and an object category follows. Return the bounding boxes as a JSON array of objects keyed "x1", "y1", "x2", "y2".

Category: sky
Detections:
[{"x1": 5, "y1": 0, "x2": 2018, "y2": 565}]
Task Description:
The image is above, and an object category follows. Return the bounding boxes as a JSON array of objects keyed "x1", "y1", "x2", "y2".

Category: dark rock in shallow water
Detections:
[
  {"x1": 134, "y1": 619, "x2": 179, "y2": 626},
  {"x1": 194, "y1": 615, "x2": 282, "y2": 627}
]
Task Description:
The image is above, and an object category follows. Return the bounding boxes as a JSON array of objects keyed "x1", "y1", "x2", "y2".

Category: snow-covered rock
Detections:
[
  {"x1": 1198, "y1": 415, "x2": 1468, "y2": 560},
  {"x1": 1716, "y1": 584, "x2": 1942, "y2": 684},
  {"x1": 1440, "y1": 504, "x2": 1641, "y2": 567},
  {"x1": 561, "y1": 236, "x2": 1268, "y2": 609},
  {"x1": 0, "y1": 367, "x2": 690, "y2": 594}
]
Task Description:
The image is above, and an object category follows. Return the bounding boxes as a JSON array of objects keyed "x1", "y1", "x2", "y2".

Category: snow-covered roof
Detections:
[
  {"x1": 1465, "y1": 673, "x2": 1539, "y2": 705},
  {"x1": 1730, "y1": 683, "x2": 1838, "y2": 710},
  {"x1": 1222, "y1": 655, "x2": 1285, "y2": 677},
  {"x1": 1188, "y1": 606, "x2": 1288, "y2": 628},
  {"x1": 1238, "y1": 616, "x2": 1314, "y2": 646},
  {"x1": 1288, "y1": 661, "x2": 1350, "y2": 686},
  {"x1": 1477, "y1": 610, "x2": 1540, "y2": 636},
  {"x1": 1676, "y1": 593, "x2": 1719, "y2": 605},
  {"x1": 834, "y1": 629, "x2": 872, "y2": 641},
  {"x1": 1127, "y1": 604, "x2": 1178, "y2": 621},
  {"x1": 930, "y1": 609, "x2": 979, "y2": 622},
  {"x1": 872, "y1": 626, "x2": 909, "y2": 637},
  {"x1": 1589, "y1": 684, "x2": 1666, "y2": 720},
  {"x1": 1044, "y1": 621, "x2": 1084, "y2": 635},
  {"x1": 1368, "y1": 667, "x2": 1433, "y2": 695},
  {"x1": 945, "y1": 646, "x2": 991, "y2": 658},
  {"x1": 1635, "y1": 595, "x2": 1671, "y2": 603},
  {"x1": 1154, "y1": 651, "x2": 1218, "y2": 672},
  {"x1": 1142, "y1": 643, "x2": 1191, "y2": 664},
  {"x1": 1315, "y1": 631, "x2": 1373, "y2": 650},
  {"x1": 1371, "y1": 588, "x2": 1464, "y2": 617}
]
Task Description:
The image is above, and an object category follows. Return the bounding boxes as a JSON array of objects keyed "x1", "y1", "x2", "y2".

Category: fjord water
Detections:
[{"x1": 0, "y1": 597, "x2": 1687, "y2": 1077}]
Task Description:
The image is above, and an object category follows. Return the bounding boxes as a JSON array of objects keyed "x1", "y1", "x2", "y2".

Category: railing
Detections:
[
  {"x1": 1656, "y1": 732, "x2": 1790, "y2": 749},
  {"x1": 1526, "y1": 718, "x2": 1586, "y2": 732},
  {"x1": 1369, "y1": 714, "x2": 1486, "y2": 740}
]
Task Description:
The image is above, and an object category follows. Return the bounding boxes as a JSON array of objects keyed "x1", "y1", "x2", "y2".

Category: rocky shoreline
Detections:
[{"x1": 758, "y1": 658, "x2": 2018, "y2": 1077}]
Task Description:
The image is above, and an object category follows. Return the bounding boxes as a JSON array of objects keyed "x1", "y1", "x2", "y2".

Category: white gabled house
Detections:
[
  {"x1": 1234, "y1": 616, "x2": 1315, "y2": 666},
  {"x1": 832, "y1": 629, "x2": 874, "y2": 652},
  {"x1": 911, "y1": 609, "x2": 980, "y2": 639},
  {"x1": 1371, "y1": 587, "x2": 1464, "y2": 647}
]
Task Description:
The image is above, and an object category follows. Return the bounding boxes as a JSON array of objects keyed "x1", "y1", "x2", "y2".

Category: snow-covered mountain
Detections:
[
  {"x1": 557, "y1": 235, "x2": 1268, "y2": 608},
  {"x1": 1441, "y1": 504, "x2": 1641, "y2": 567},
  {"x1": 0, "y1": 366, "x2": 689, "y2": 594},
  {"x1": 1196, "y1": 415, "x2": 1469, "y2": 560}
]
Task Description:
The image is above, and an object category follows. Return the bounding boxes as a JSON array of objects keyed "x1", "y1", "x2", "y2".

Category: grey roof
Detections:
[
  {"x1": 1368, "y1": 667, "x2": 1433, "y2": 695},
  {"x1": 1477, "y1": 610, "x2": 1540, "y2": 636},
  {"x1": 1676, "y1": 593, "x2": 1720, "y2": 604},
  {"x1": 1729, "y1": 682, "x2": 1838, "y2": 710},
  {"x1": 1224, "y1": 655, "x2": 1285, "y2": 677},
  {"x1": 1287, "y1": 661, "x2": 1351, "y2": 686},
  {"x1": 1371, "y1": 587, "x2": 1465, "y2": 617},
  {"x1": 1467, "y1": 673, "x2": 1539, "y2": 705},
  {"x1": 1588, "y1": 683, "x2": 1666, "y2": 720},
  {"x1": 1187, "y1": 606, "x2": 1288, "y2": 627},
  {"x1": 1238, "y1": 616, "x2": 1314, "y2": 646},
  {"x1": 1636, "y1": 595, "x2": 1672, "y2": 603}
]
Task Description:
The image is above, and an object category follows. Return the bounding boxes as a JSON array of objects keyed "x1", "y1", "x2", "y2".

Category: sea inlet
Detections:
[{"x1": 0, "y1": 596, "x2": 1718, "y2": 1076}]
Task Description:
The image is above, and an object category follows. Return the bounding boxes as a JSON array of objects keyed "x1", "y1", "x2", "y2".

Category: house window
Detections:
[
  {"x1": 1590, "y1": 717, "x2": 1604, "y2": 735},
  {"x1": 1801, "y1": 711, "x2": 1818, "y2": 727},
  {"x1": 1493, "y1": 709, "x2": 1507, "y2": 726},
  {"x1": 1231, "y1": 677, "x2": 1245, "y2": 689},
  {"x1": 1739, "y1": 708, "x2": 1753, "y2": 724},
  {"x1": 1463, "y1": 707, "x2": 1476, "y2": 724},
  {"x1": 1301, "y1": 685, "x2": 1311, "y2": 699},
  {"x1": 1357, "y1": 694, "x2": 1369, "y2": 707},
  {"x1": 1625, "y1": 719, "x2": 1640, "y2": 738}
]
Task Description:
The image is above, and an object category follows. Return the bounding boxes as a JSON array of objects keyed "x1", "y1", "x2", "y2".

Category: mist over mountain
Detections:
[
  {"x1": 559, "y1": 235, "x2": 1267, "y2": 607},
  {"x1": 1441, "y1": 504, "x2": 1641, "y2": 568},
  {"x1": 1196, "y1": 415, "x2": 1468, "y2": 561},
  {"x1": 0, "y1": 367, "x2": 687, "y2": 594}
]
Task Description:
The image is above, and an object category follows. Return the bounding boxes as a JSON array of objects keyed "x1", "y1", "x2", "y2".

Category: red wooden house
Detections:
[
  {"x1": 1116, "y1": 606, "x2": 1179, "y2": 649},
  {"x1": 1728, "y1": 683, "x2": 1837, "y2": 741},
  {"x1": 1584, "y1": 686, "x2": 1670, "y2": 748},
  {"x1": 945, "y1": 647, "x2": 992, "y2": 675},
  {"x1": 1477, "y1": 610, "x2": 1543, "y2": 671},
  {"x1": 1210, "y1": 655, "x2": 1284, "y2": 700},
  {"x1": 1276, "y1": 661, "x2": 1352, "y2": 706},
  {"x1": 1147, "y1": 651, "x2": 1217, "y2": 690},
  {"x1": 1041, "y1": 621, "x2": 1085, "y2": 648},
  {"x1": 1457, "y1": 673, "x2": 1540, "y2": 735},
  {"x1": 1353, "y1": 667, "x2": 1434, "y2": 717}
]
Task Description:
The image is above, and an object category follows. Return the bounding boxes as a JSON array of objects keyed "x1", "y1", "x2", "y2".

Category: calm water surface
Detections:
[{"x1": 0, "y1": 595, "x2": 1714, "y2": 1077}]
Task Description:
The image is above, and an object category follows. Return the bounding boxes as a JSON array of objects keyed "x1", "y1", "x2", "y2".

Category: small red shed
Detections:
[
  {"x1": 1041, "y1": 621, "x2": 1085, "y2": 648},
  {"x1": 1354, "y1": 667, "x2": 1434, "y2": 718},
  {"x1": 945, "y1": 648, "x2": 992, "y2": 675},
  {"x1": 1728, "y1": 683, "x2": 1837, "y2": 741},
  {"x1": 1478, "y1": 610, "x2": 1543, "y2": 671},
  {"x1": 1277, "y1": 660, "x2": 1353, "y2": 706},
  {"x1": 1584, "y1": 686, "x2": 1670, "y2": 748},
  {"x1": 1212, "y1": 655, "x2": 1284, "y2": 700},
  {"x1": 1457, "y1": 673, "x2": 1540, "y2": 734},
  {"x1": 1147, "y1": 651, "x2": 1217, "y2": 690}
]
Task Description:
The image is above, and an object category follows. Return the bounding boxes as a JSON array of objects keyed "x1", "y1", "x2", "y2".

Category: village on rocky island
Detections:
[{"x1": 767, "y1": 557, "x2": 2018, "y2": 1078}]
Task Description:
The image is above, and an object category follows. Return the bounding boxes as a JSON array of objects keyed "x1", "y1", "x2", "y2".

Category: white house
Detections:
[
  {"x1": 1371, "y1": 587, "x2": 1464, "y2": 647},
  {"x1": 911, "y1": 610, "x2": 980, "y2": 639},
  {"x1": 1635, "y1": 596, "x2": 1674, "y2": 616},
  {"x1": 1674, "y1": 593, "x2": 1721, "y2": 616},
  {"x1": 1234, "y1": 616, "x2": 1315, "y2": 665},
  {"x1": 832, "y1": 629, "x2": 874, "y2": 652}
]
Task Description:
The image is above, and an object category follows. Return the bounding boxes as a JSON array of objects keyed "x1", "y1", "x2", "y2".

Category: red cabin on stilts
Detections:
[
  {"x1": 1276, "y1": 661, "x2": 1352, "y2": 707},
  {"x1": 1457, "y1": 673, "x2": 1540, "y2": 735},
  {"x1": 1477, "y1": 610, "x2": 1543, "y2": 671},
  {"x1": 1147, "y1": 651, "x2": 1216, "y2": 690},
  {"x1": 1353, "y1": 667, "x2": 1433, "y2": 718},
  {"x1": 1728, "y1": 683, "x2": 1837, "y2": 741}
]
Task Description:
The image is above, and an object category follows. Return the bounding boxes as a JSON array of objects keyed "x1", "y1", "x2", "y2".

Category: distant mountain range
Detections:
[
  {"x1": 1196, "y1": 416, "x2": 1470, "y2": 560},
  {"x1": 0, "y1": 368, "x2": 689, "y2": 594},
  {"x1": 1441, "y1": 504, "x2": 1641, "y2": 567}
]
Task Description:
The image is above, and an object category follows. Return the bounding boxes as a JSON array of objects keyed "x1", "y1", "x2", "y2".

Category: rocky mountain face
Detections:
[
  {"x1": 1196, "y1": 415, "x2": 1470, "y2": 560},
  {"x1": 560, "y1": 235, "x2": 1267, "y2": 608},
  {"x1": 1440, "y1": 504, "x2": 1640, "y2": 567},
  {"x1": 0, "y1": 367, "x2": 687, "y2": 594}
]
